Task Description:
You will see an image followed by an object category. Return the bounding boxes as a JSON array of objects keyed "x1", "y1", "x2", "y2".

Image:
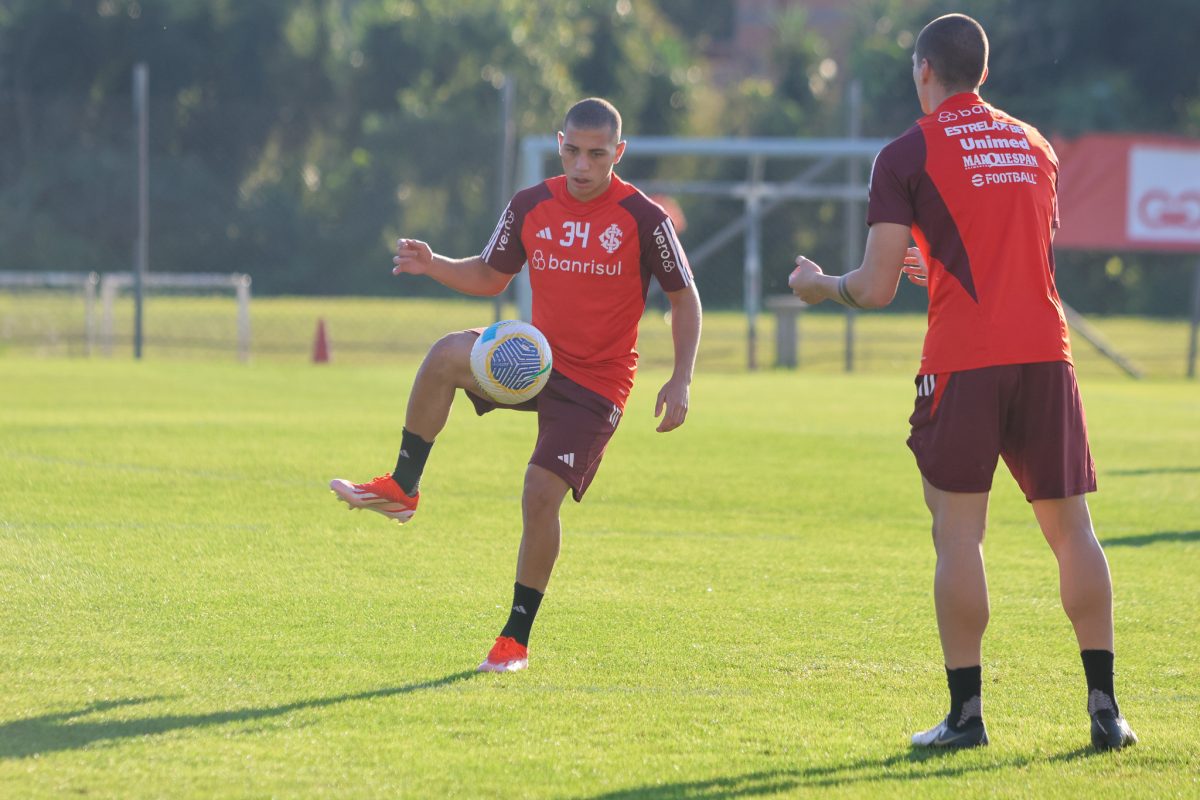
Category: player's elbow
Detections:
[
  {"x1": 668, "y1": 283, "x2": 702, "y2": 313},
  {"x1": 474, "y1": 268, "x2": 512, "y2": 297},
  {"x1": 854, "y1": 280, "x2": 897, "y2": 310}
]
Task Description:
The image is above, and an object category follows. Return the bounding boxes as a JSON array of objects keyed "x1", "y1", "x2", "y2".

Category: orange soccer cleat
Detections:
[
  {"x1": 329, "y1": 474, "x2": 418, "y2": 523},
  {"x1": 476, "y1": 636, "x2": 529, "y2": 673}
]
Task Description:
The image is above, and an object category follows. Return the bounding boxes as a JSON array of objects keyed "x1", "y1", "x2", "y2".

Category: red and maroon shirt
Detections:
[
  {"x1": 481, "y1": 174, "x2": 693, "y2": 409},
  {"x1": 868, "y1": 92, "x2": 1071, "y2": 373}
]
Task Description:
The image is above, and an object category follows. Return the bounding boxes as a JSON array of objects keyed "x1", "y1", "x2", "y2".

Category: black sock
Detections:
[
  {"x1": 946, "y1": 665, "x2": 983, "y2": 729},
  {"x1": 1081, "y1": 649, "x2": 1120, "y2": 716},
  {"x1": 392, "y1": 428, "x2": 433, "y2": 495},
  {"x1": 499, "y1": 582, "x2": 544, "y2": 647}
]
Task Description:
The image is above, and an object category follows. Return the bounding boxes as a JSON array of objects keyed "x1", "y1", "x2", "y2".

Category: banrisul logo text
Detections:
[{"x1": 530, "y1": 249, "x2": 623, "y2": 277}]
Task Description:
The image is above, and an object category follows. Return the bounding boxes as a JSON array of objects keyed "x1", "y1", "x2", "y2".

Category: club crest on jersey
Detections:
[{"x1": 599, "y1": 223, "x2": 623, "y2": 254}]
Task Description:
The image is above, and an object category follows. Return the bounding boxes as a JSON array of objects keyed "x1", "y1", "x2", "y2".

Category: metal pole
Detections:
[
  {"x1": 1062, "y1": 302, "x2": 1143, "y2": 379},
  {"x1": 515, "y1": 137, "x2": 544, "y2": 322},
  {"x1": 745, "y1": 155, "x2": 764, "y2": 370},
  {"x1": 84, "y1": 272, "x2": 98, "y2": 357},
  {"x1": 843, "y1": 79, "x2": 863, "y2": 373},
  {"x1": 1188, "y1": 260, "x2": 1200, "y2": 379},
  {"x1": 493, "y1": 76, "x2": 516, "y2": 322},
  {"x1": 133, "y1": 63, "x2": 149, "y2": 360},
  {"x1": 236, "y1": 275, "x2": 252, "y2": 363},
  {"x1": 100, "y1": 274, "x2": 117, "y2": 357}
]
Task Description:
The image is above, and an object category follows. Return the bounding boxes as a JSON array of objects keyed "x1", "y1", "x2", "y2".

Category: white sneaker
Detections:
[{"x1": 911, "y1": 715, "x2": 989, "y2": 748}]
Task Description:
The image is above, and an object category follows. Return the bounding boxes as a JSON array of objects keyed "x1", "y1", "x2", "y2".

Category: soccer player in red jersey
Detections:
[
  {"x1": 331, "y1": 98, "x2": 702, "y2": 673},
  {"x1": 788, "y1": 14, "x2": 1135, "y2": 751}
]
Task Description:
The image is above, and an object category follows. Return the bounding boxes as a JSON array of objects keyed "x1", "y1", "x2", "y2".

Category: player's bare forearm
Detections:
[
  {"x1": 393, "y1": 238, "x2": 511, "y2": 297},
  {"x1": 789, "y1": 267, "x2": 849, "y2": 307},
  {"x1": 655, "y1": 284, "x2": 701, "y2": 433},
  {"x1": 667, "y1": 284, "x2": 701, "y2": 384},
  {"x1": 789, "y1": 222, "x2": 911, "y2": 310},
  {"x1": 424, "y1": 255, "x2": 512, "y2": 297}
]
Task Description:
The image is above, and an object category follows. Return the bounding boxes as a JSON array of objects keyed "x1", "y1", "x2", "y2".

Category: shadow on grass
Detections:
[
  {"x1": 1049, "y1": 746, "x2": 1102, "y2": 763},
  {"x1": 1101, "y1": 530, "x2": 1200, "y2": 548},
  {"x1": 0, "y1": 670, "x2": 476, "y2": 760},
  {"x1": 1108, "y1": 466, "x2": 1200, "y2": 477},
  {"x1": 570, "y1": 746, "x2": 1085, "y2": 798}
]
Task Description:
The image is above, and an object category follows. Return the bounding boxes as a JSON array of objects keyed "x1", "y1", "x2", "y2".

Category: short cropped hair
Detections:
[
  {"x1": 563, "y1": 97, "x2": 622, "y2": 140},
  {"x1": 915, "y1": 14, "x2": 988, "y2": 91}
]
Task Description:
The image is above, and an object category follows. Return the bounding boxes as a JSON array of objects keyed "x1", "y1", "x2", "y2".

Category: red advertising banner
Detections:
[{"x1": 1053, "y1": 134, "x2": 1200, "y2": 253}]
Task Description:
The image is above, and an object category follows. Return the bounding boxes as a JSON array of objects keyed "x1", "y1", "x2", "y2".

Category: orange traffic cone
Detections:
[{"x1": 312, "y1": 318, "x2": 330, "y2": 363}]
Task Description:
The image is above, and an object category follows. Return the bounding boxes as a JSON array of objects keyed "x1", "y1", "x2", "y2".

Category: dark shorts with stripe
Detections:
[
  {"x1": 465, "y1": 367, "x2": 622, "y2": 503},
  {"x1": 906, "y1": 361, "x2": 1097, "y2": 501}
]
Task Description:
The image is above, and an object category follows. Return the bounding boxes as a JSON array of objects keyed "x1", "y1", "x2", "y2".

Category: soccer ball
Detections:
[{"x1": 469, "y1": 320, "x2": 553, "y2": 404}]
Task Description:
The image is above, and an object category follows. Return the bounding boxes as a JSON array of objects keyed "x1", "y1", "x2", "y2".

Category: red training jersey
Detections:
[
  {"x1": 481, "y1": 174, "x2": 693, "y2": 409},
  {"x1": 867, "y1": 92, "x2": 1071, "y2": 373}
]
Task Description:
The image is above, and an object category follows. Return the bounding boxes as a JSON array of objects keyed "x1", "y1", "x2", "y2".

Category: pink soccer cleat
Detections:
[
  {"x1": 329, "y1": 474, "x2": 418, "y2": 523},
  {"x1": 476, "y1": 636, "x2": 529, "y2": 673}
]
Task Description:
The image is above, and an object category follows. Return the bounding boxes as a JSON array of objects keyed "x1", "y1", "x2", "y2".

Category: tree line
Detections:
[{"x1": 1, "y1": 0, "x2": 1196, "y2": 314}]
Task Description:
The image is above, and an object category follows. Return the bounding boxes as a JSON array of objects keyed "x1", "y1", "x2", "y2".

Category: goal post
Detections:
[
  {"x1": 98, "y1": 272, "x2": 252, "y2": 361},
  {"x1": 0, "y1": 271, "x2": 101, "y2": 356}
]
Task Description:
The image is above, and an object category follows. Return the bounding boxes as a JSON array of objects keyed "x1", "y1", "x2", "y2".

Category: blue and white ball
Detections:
[{"x1": 470, "y1": 320, "x2": 552, "y2": 405}]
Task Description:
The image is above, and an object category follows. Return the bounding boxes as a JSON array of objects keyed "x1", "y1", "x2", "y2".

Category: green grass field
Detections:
[{"x1": 2, "y1": 308, "x2": 1198, "y2": 797}]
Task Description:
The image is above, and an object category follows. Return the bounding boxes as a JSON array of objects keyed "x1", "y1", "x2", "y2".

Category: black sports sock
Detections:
[
  {"x1": 392, "y1": 428, "x2": 433, "y2": 495},
  {"x1": 946, "y1": 665, "x2": 983, "y2": 729},
  {"x1": 499, "y1": 582, "x2": 544, "y2": 647},
  {"x1": 1081, "y1": 649, "x2": 1120, "y2": 716}
]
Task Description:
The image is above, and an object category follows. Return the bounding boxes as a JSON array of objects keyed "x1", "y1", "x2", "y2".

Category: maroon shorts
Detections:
[
  {"x1": 906, "y1": 361, "x2": 1097, "y2": 501},
  {"x1": 466, "y1": 370, "x2": 622, "y2": 502}
]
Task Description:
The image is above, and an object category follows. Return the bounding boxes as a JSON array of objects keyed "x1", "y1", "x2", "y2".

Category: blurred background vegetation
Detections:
[{"x1": 1, "y1": 0, "x2": 1197, "y2": 313}]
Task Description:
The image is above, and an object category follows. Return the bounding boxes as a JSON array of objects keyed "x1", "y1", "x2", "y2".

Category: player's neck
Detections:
[
  {"x1": 927, "y1": 86, "x2": 980, "y2": 113},
  {"x1": 565, "y1": 173, "x2": 616, "y2": 203}
]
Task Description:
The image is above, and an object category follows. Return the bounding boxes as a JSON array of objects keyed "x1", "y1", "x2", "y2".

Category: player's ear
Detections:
[
  {"x1": 918, "y1": 58, "x2": 933, "y2": 84},
  {"x1": 613, "y1": 139, "x2": 627, "y2": 164},
  {"x1": 556, "y1": 130, "x2": 565, "y2": 154},
  {"x1": 979, "y1": 65, "x2": 988, "y2": 87}
]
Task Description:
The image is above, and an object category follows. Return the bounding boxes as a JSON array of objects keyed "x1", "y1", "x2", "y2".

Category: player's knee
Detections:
[
  {"x1": 930, "y1": 519, "x2": 986, "y2": 550},
  {"x1": 423, "y1": 332, "x2": 473, "y2": 376},
  {"x1": 522, "y1": 467, "x2": 568, "y2": 517}
]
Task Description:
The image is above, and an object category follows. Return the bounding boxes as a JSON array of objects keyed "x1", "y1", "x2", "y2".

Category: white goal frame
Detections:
[
  {"x1": 98, "y1": 272, "x2": 252, "y2": 361},
  {"x1": 0, "y1": 270, "x2": 101, "y2": 355}
]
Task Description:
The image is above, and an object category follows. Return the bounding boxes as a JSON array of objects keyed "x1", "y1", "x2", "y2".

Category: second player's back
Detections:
[
  {"x1": 877, "y1": 92, "x2": 1070, "y2": 372},
  {"x1": 919, "y1": 94, "x2": 1058, "y2": 256}
]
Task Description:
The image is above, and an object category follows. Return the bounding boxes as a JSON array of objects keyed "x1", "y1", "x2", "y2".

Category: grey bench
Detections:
[{"x1": 766, "y1": 294, "x2": 809, "y2": 368}]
